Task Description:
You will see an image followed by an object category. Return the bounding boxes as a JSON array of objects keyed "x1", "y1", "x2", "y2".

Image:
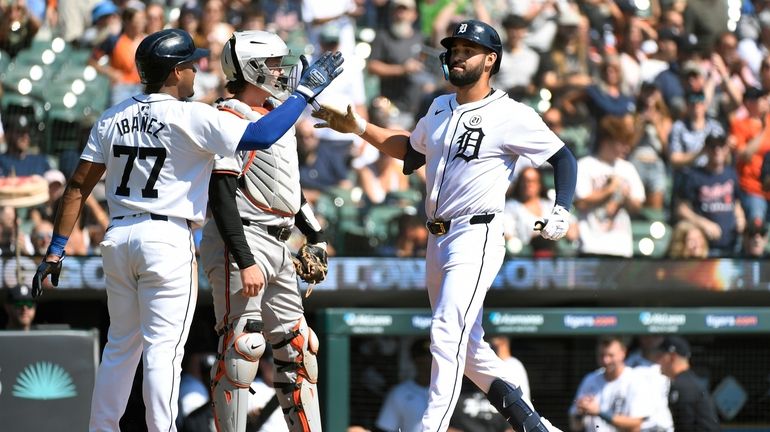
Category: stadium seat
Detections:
[
  {"x1": 0, "y1": 49, "x2": 10, "y2": 76},
  {"x1": 364, "y1": 205, "x2": 405, "y2": 242},
  {"x1": 632, "y1": 220, "x2": 672, "y2": 257}
]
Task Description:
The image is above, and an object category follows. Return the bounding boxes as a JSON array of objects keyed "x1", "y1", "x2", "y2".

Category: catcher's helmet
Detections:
[
  {"x1": 221, "y1": 30, "x2": 297, "y2": 100},
  {"x1": 440, "y1": 19, "x2": 503, "y2": 74},
  {"x1": 135, "y1": 29, "x2": 209, "y2": 85}
]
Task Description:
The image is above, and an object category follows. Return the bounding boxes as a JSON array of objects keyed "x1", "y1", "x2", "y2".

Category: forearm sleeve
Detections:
[
  {"x1": 547, "y1": 145, "x2": 577, "y2": 209},
  {"x1": 237, "y1": 94, "x2": 307, "y2": 151},
  {"x1": 208, "y1": 173, "x2": 256, "y2": 269},
  {"x1": 294, "y1": 192, "x2": 327, "y2": 244},
  {"x1": 402, "y1": 142, "x2": 426, "y2": 175}
]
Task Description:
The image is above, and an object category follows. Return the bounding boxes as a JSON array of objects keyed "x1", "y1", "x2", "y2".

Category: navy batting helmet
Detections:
[
  {"x1": 135, "y1": 29, "x2": 210, "y2": 85},
  {"x1": 440, "y1": 20, "x2": 503, "y2": 74}
]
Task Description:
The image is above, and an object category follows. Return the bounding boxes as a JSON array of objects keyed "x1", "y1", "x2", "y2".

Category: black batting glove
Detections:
[{"x1": 32, "y1": 254, "x2": 64, "y2": 298}]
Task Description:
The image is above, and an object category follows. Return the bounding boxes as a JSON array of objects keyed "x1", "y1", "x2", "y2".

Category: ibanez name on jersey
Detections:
[{"x1": 115, "y1": 112, "x2": 167, "y2": 138}]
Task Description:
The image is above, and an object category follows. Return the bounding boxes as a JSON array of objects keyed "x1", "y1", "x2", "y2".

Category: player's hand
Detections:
[
  {"x1": 240, "y1": 264, "x2": 265, "y2": 298},
  {"x1": 537, "y1": 205, "x2": 570, "y2": 241},
  {"x1": 32, "y1": 254, "x2": 64, "y2": 298},
  {"x1": 311, "y1": 104, "x2": 367, "y2": 135},
  {"x1": 295, "y1": 52, "x2": 344, "y2": 106}
]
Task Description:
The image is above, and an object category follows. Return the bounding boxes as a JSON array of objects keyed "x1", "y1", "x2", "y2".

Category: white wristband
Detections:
[{"x1": 354, "y1": 114, "x2": 367, "y2": 136}]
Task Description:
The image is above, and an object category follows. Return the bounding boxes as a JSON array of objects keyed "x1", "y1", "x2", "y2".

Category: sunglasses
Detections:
[{"x1": 13, "y1": 300, "x2": 35, "y2": 309}]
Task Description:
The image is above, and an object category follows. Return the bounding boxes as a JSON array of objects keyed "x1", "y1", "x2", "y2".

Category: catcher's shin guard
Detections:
[
  {"x1": 487, "y1": 379, "x2": 551, "y2": 432},
  {"x1": 271, "y1": 317, "x2": 322, "y2": 431},
  {"x1": 211, "y1": 319, "x2": 266, "y2": 432}
]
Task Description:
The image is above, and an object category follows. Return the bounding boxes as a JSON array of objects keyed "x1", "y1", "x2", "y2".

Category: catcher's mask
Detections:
[{"x1": 221, "y1": 30, "x2": 298, "y2": 101}]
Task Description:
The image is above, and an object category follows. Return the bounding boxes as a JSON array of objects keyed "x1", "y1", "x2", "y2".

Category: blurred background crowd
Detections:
[{"x1": 2, "y1": 0, "x2": 770, "y2": 261}]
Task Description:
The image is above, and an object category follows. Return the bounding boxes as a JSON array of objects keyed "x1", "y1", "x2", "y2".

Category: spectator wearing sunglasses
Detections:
[{"x1": 3, "y1": 284, "x2": 37, "y2": 331}]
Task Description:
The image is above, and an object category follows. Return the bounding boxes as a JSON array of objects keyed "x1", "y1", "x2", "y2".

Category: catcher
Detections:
[{"x1": 199, "y1": 30, "x2": 328, "y2": 432}]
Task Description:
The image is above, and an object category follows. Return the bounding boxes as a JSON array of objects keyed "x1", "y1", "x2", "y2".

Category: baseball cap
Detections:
[
  {"x1": 502, "y1": 14, "x2": 529, "y2": 30},
  {"x1": 657, "y1": 27, "x2": 682, "y2": 43},
  {"x1": 43, "y1": 169, "x2": 66, "y2": 186},
  {"x1": 656, "y1": 335, "x2": 691, "y2": 358},
  {"x1": 392, "y1": 0, "x2": 416, "y2": 8},
  {"x1": 682, "y1": 60, "x2": 705, "y2": 77},
  {"x1": 744, "y1": 86, "x2": 769, "y2": 100},
  {"x1": 703, "y1": 130, "x2": 727, "y2": 148},
  {"x1": 91, "y1": 1, "x2": 119, "y2": 23},
  {"x1": 6, "y1": 284, "x2": 36, "y2": 304},
  {"x1": 745, "y1": 218, "x2": 768, "y2": 236}
]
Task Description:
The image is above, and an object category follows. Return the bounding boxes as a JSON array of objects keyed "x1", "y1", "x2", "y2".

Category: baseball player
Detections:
[
  {"x1": 199, "y1": 30, "x2": 328, "y2": 432},
  {"x1": 31, "y1": 28, "x2": 342, "y2": 432},
  {"x1": 312, "y1": 20, "x2": 576, "y2": 432}
]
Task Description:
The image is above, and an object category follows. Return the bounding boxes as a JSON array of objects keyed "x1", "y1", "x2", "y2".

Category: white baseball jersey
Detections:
[
  {"x1": 212, "y1": 100, "x2": 301, "y2": 225},
  {"x1": 625, "y1": 353, "x2": 674, "y2": 432},
  {"x1": 417, "y1": 89, "x2": 565, "y2": 432},
  {"x1": 81, "y1": 93, "x2": 250, "y2": 224},
  {"x1": 411, "y1": 90, "x2": 564, "y2": 221},
  {"x1": 574, "y1": 155, "x2": 645, "y2": 257},
  {"x1": 569, "y1": 367, "x2": 654, "y2": 432},
  {"x1": 376, "y1": 379, "x2": 430, "y2": 432}
]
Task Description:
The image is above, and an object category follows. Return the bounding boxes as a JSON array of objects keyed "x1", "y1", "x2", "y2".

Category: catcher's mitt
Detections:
[{"x1": 293, "y1": 243, "x2": 328, "y2": 286}]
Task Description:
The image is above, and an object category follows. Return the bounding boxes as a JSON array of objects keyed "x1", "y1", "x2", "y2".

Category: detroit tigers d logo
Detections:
[{"x1": 453, "y1": 124, "x2": 484, "y2": 162}]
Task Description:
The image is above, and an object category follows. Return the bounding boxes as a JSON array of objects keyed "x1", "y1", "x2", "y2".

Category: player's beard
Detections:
[{"x1": 448, "y1": 61, "x2": 483, "y2": 87}]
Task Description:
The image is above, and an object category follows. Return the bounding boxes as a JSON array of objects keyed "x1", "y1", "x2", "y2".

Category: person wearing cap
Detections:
[
  {"x1": 88, "y1": 5, "x2": 147, "y2": 106},
  {"x1": 539, "y1": 4, "x2": 592, "y2": 93},
  {"x1": 31, "y1": 27, "x2": 343, "y2": 432},
  {"x1": 375, "y1": 338, "x2": 432, "y2": 432},
  {"x1": 730, "y1": 86, "x2": 770, "y2": 224},
  {"x1": 309, "y1": 22, "x2": 374, "y2": 192},
  {"x1": 0, "y1": 114, "x2": 50, "y2": 177},
  {"x1": 655, "y1": 336, "x2": 720, "y2": 432},
  {"x1": 624, "y1": 335, "x2": 675, "y2": 432},
  {"x1": 494, "y1": 14, "x2": 540, "y2": 92},
  {"x1": 3, "y1": 284, "x2": 37, "y2": 331},
  {"x1": 740, "y1": 217, "x2": 770, "y2": 257},
  {"x1": 668, "y1": 89, "x2": 725, "y2": 171},
  {"x1": 368, "y1": 0, "x2": 425, "y2": 121},
  {"x1": 314, "y1": 18, "x2": 574, "y2": 432},
  {"x1": 675, "y1": 131, "x2": 746, "y2": 257},
  {"x1": 79, "y1": 0, "x2": 121, "y2": 48}
]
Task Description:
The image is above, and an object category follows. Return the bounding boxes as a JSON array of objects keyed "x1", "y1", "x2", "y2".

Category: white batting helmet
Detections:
[{"x1": 221, "y1": 30, "x2": 297, "y2": 100}]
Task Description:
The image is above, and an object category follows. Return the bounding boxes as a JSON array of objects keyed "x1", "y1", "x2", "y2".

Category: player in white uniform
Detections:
[
  {"x1": 569, "y1": 336, "x2": 654, "y2": 432},
  {"x1": 31, "y1": 28, "x2": 343, "y2": 432},
  {"x1": 625, "y1": 336, "x2": 674, "y2": 432},
  {"x1": 312, "y1": 20, "x2": 576, "y2": 432},
  {"x1": 199, "y1": 31, "x2": 327, "y2": 432}
]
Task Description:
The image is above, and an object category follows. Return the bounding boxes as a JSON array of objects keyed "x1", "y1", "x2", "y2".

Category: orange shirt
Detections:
[
  {"x1": 110, "y1": 34, "x2": 142, "y2": 84},
  {"x1": 730, "y1": 114, "x2": 770, "y2": 198}
]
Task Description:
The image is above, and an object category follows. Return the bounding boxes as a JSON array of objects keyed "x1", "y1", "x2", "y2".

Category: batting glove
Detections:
[
  {"x1": 32, "y1": 254, "x2": 64, "y2": 298},
  {"x1": 295, "y1": 52, "x2": 344, "y2": 107},
  {"x1": 538, "y1": 205, "x2": 570, "y2": 241},
  {"x1": 311, "y1": 104, "x2": 367, "y2": 135}
]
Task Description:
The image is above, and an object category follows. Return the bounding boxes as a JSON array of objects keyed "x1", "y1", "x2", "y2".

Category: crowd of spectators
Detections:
[{"x1": 3, "y1": 0, "x2": 770, "y2": 259}]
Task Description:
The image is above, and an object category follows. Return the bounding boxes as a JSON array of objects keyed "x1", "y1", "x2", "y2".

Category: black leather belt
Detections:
[
  {"x1": 242, "y1": 219, "x2": 292, "y2": 242},
  {"x1": 113, "y1": 213, "x2": 168, "y2": 221},
  {"x1": 426, "y1": 214, "x2": 495, "y2": 236}
]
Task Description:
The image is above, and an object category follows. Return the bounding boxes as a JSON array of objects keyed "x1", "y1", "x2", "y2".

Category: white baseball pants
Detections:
[
  {"x1": 420, "y1": 214, "x2": 521, "y2": 432},
  {"x1": 89, "y1": 213, "x2": 197, "y2": 432}
]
